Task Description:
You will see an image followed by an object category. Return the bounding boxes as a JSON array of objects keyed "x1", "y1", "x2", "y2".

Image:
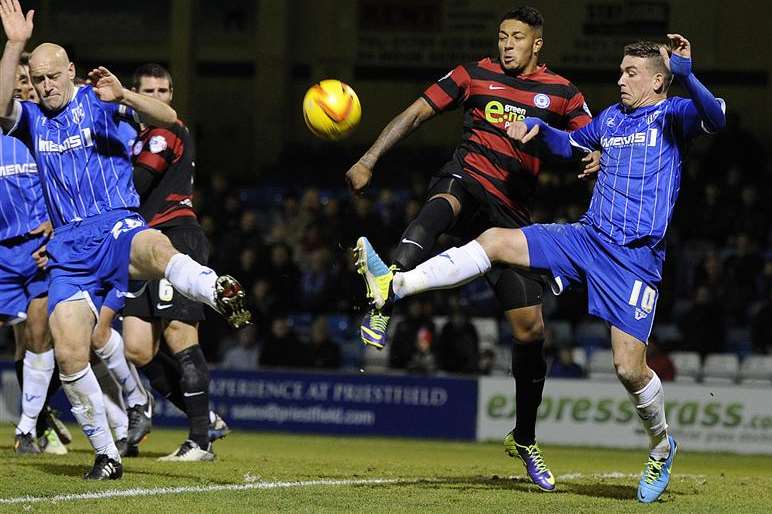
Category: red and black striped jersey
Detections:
[
  {"x1": 422, "y1": 57, "x2": 591, "y2": 220},
  {"x1": 132, "y1": 120, "x2": 198, "y2": 229}
]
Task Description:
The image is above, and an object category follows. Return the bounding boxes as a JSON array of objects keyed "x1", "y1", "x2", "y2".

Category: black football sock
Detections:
[
  {"x1": 174, "y1": 345, "x2": 211, "y2": 449},
  {"x1": 391, "y1": 197, "x2": 455, "y2": 271},
  {"x1": 512, "y1": 338, "x2": 547, "y2": 446},
  {"x1": 138, "y1": 353, "x2": 187, "y2": 413}
]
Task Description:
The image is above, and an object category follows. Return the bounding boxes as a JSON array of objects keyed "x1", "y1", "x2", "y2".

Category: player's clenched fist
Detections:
[
  {"x1": 506, "y1": 120, "x2": 540, "y2": 143},
  {"x1": 345, "y1": 161, "x2": 373, "y2": 194}
]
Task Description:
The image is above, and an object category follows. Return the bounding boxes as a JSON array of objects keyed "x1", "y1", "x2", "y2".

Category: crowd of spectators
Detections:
[
  {"x1": 194, "y1": 112, "x2": 771, "y2": 379},
  {"x1": 0, "y1": 114, "x2": 766, "y2": 381}
]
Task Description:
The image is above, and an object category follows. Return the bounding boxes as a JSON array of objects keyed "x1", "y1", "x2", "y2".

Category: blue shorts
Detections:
[
  {"x1": 46, "y1": 210, "x2": 148, "y2": 316},
  {"x1": 522, "y1": 222, "x2": 663, "y2": 343},
  {"x1": 0, "y1": 233, "x2": 48, "y2": 322}
]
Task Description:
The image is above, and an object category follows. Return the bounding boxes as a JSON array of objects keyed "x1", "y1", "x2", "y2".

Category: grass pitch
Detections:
[{"x1": 1, "y1": 425, "x2": 770, "y2": 513}]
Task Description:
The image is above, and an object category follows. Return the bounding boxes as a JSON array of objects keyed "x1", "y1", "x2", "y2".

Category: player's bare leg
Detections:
[
  {"x1": 128, "y1": 229, "x2": 250, "y2": 328},
  {"x1": 50, "y1": 299, "x2": 122, "y2": 479},
  {"x1": 611, "y1": 326, "x2": 676, "y2": 502},
  {"x1": 502, "y1": 305, "x2": 555, "y2": 491},
  {"x1": 157, "y1": 320, "x2": 215, "y2": 462}
]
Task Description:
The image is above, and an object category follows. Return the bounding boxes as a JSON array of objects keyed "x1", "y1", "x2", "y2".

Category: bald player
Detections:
[{"x1": 0, "y1": 0, "x2": 250, "y2": 480}]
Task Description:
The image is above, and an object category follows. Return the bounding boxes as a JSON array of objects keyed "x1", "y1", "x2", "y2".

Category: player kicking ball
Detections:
[
  {"x1": 355, "y1": 34, "x2": 724, "y2": 503},
  {"x1": 0, "y1": 0, "x2": 250, "y2": 480}
]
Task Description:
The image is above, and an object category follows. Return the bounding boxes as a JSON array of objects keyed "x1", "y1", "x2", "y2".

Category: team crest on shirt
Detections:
[
  {"x1": 70, "y1": 104, "x2": 85, "y2": 125},
  {"x1": 148, "y1": 135, "x2": 168, "y2": 154},
  {"x1": 533, "y1": 93, "x2": 551, "y2": 109},
  {"x1": 646, "y1": 111, "x2": 661, "y2": 124},
  {"x1": 606, "y1": 117, "x2": 616, "y2": 127}
]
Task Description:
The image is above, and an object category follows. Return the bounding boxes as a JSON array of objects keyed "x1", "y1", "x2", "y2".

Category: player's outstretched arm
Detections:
[
  {"x1": 660, "y1": 34, "x2": 725, "y2": 133},
  {"x1": 0, "y1": 0, "x2": 33, "y2": 129},
  {"x1": 346, "y1": 97, "x2": 436, "y2": 193},
  {"x1": 507, "y1": 118, "x2": 574, "y2": 159},
  {"x1": 88, "y1": 66, "x2": 177, "y2": 128}
]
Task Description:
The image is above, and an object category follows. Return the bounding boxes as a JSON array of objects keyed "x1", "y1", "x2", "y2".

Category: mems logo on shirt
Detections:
[
  {"x1": 38, "y1": 128, "x2": 95, "y2": 153},
  {"x1": 601, "y1": 129, "x2": 659, "y2": 148},
  {"x1": 0, "y1": 162, "x2": 36, "y2": 177}
]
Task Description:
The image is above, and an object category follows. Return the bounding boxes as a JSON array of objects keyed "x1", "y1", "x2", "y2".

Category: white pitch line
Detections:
[{"x1": 0, "y1": 478, "x2": 420, "y2": 506}]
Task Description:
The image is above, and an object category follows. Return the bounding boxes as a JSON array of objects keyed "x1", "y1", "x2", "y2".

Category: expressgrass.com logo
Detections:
[{"x1": 485, "y1": 393, "x2": 772, "y2": 431}]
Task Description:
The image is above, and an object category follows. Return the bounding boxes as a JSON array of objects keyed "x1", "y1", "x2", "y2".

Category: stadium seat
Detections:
[
  {"x1": 492, "y1": 345, "x2": 512, "y2": 376},
  {"x1": 339, "y1": 340, "x2": 364, "y2": 371},
  {"x1": 587, "y1": 349, "x2": 616, "y2": 381},
  {"x1": 702, "y1": 354, "x2": 739, "y2": 384},
  {"x1": 671, "y1": 351, "x2": 702, "y2": 383},
  {"x1": 571, "y1": 347, "x2": 587, "y2": 369},
  {"x1": 471, "y1": 317, "x2": 498, "y2": 342},
  {"x1": 739, "y1": 355, "x2": 772, "y2": 386}
]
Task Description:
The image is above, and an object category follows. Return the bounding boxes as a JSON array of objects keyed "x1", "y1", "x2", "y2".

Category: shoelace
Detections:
[
  {"x1": 643, "y1": 457, "x2": 665, "y2": 485},
  {"x1": 523, "y1": 444, "x2": 549, "y2": 473},
  {"x1": 369, "y1": 312, "x2": 390, "y2": 333}
]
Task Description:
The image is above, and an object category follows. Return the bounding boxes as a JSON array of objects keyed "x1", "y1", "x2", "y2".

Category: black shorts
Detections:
[
  {"x1": 124, "y1": 225, "x2": 210, "y2": 322},
  {"x1": 427, "y1": 161, "x2": 545, "y2": 311}
]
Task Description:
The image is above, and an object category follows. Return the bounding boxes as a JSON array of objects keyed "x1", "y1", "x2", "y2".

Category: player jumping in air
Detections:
[
  {"x1": 0, "y1": 0, "x2": 250, "y2": 479},
  {"x1": 356, "y1": 35, "x2": 725, "y2": 503},
  {"x1": 346, "y1": 6, "x2": 597, "y2": 490}
]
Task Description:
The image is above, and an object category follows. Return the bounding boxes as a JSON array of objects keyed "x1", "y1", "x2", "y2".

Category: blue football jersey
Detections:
[
  {"x1": 8, "y1": 86, "x2": 141, "y2": 227},
  {"x1": 568, "y1": 96, "x2": 724, "y2": 249},
  {"x1": 0, "y1": 134, "x2": 48, "y2": 240}
]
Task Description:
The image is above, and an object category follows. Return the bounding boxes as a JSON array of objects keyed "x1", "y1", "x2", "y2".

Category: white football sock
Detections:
[
  {"x1": 103, "y1": 393, "x2": 129, "y2": 441},
  {"x1": 628, "y1": 372, "x2": 670, "y2": 460},
  {"x1": 16, "y1": 349, "x2": 55, "y2": 436},
  {"x1": 392, "y1": 240, "x2": 491, "y2": 298},
  {"x1": 61, "y1": 365, "x2": 120, "y2": 461},
  {"x1": 164, "y1": 253, "x2": 217, "y2": 309},
  {"x1": 94, "y1": 328, "x2": 148, "y2": 408}
]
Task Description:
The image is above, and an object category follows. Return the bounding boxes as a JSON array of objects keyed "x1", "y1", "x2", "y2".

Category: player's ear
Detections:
[
  {"x1": 532, "y1": 37, "x2": 543, "y2": 55},
  {"x1": 67, "y1": 62, "x2": 76, "y2": 80}
]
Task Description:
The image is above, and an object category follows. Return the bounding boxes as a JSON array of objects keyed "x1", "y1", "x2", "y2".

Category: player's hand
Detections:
[
  {"x1": 659, "y1": 34, "x2": 691, "y2": 72},
  {"x1": 0, "y1": 0, "x2": 33, "y2": 44},
  {"x1": 88, "y1": 66, "x2": 125, "y2": 103},
  {"x1": 28, "y1": 220, "x2": 52, "y2": 239},
  {"x1": 31, "y1": 243, "x2": 47, "y2": 269},
  {"x1": 577, "y1": 151, "x2": 601, "y2": 180},
  {"x1": 506, "y1": 120, "x2": 539, "y2": 143},
  {"x1": 346, "y1": 161, "x2": 373, "y2": 194}
]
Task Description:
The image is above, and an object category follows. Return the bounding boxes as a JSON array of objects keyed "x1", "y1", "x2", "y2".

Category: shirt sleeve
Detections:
[
  {"x1": 133, "y1": 126, "x2": 184, "y2": 174},
  {"x1": 6, "y1": 99, "x2": 37, "y2": 151},
  {"x1": 567, "y1": 110, "x2": 604, "y2": 152},
  {"x1": 421, "y1": 65, "x2": 472, "y2": 113},
  {"x1": 670, "y1": 96, "x2": 726, "y2": 141},
  {"x1": 562, "y1": 87, "x2": 593, "y2": 130}
]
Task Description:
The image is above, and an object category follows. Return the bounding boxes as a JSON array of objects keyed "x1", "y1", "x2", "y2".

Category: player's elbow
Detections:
[{"x1": 159, "y1": 106, "x2": 178, "y2": 128}]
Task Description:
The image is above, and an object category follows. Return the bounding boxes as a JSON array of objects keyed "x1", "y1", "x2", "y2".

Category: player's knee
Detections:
[
  {"x1": 510, "y1": 318, "x2": 545, "y2": 342},
  {"x1": 476, "y1": 228, "x2": 508, "y2": 260},
  {"x1": 614, "y1": 361, "x2": 647, "y2": 388},
  {"x1": 123, "y1": 336, "x2": 153, "y2": 366},
  {"x1": 427, "y1": 193, "x2": 461, "y2": 217}
]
